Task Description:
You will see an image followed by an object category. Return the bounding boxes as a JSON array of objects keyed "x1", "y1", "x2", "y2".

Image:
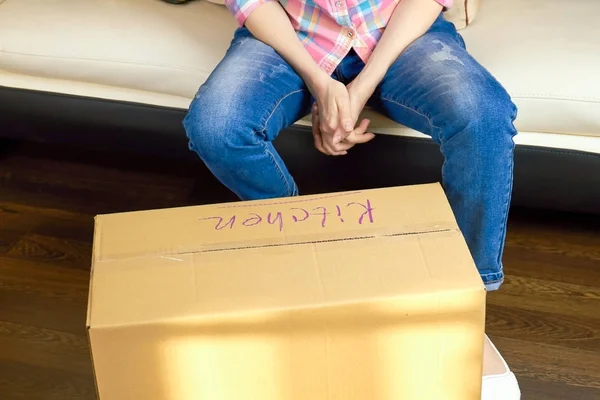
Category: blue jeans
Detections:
[{"x1": 183, "y1": 14, "x2": 518, "y2": 291}]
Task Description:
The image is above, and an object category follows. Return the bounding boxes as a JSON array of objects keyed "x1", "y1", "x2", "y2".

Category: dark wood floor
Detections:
[{"x1": 1, "y1": 139, "x2": 599, "y2": 400}]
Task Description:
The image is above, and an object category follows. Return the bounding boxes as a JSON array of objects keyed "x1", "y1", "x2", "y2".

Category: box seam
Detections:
[{"x1": 97, "y1": 227, "x2": 459, "y2": 262}]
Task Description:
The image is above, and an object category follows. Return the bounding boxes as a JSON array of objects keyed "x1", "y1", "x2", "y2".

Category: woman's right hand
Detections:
[
  {"x1": 311, "y1": 103, "x2": 375, "y2": 156},
  {"x1": 308, "y1": 75, "x2": 356, "y2": 155}
]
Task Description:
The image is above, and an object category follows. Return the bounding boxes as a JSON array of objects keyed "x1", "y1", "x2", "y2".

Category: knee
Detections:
[
  {"x1": 183, "y1": 87, "x2": 257, "y2": 162},
  {"x1": 437, "y1": 78, "x2": 518, "y2": 146},
  {"x1": 473, "y1": 83, "x2": 517, "y2": 131},
  {"x1": 183, "y1": 94, "x2": 222, "y2": 161}
]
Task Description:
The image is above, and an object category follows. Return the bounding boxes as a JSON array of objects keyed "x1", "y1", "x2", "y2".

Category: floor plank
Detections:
[
  {"x1": 1, "y1": 139, "x2": 599, "y2": 399},
  {"x1": 486, "y1": 302, "x2": 600, "y2": 352},
  {"x1": 487, "y1": 336, "x2": 600, "y2": 391},
  {"x1": 0, "y1": 360, "x2": 95, "y2": 400},
  {"x1": 488, "y1": 275, "x2": 600, "y2": 320},
  {"x1": 0, "y1": 321, "x2": 91, "y2": 375}
]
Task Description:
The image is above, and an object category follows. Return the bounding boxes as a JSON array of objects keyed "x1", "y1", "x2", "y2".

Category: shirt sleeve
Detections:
[
  {"x1": 224, "y1": 0, "x2": 277, "y2": 27},
  {"x1": 435, "y1": 0, "x2": 453, "y2": 10}
]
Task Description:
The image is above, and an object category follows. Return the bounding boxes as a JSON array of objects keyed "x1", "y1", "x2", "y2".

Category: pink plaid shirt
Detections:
[{"x1": 225, "y1": 0, "x2": 453, "y2": 74}]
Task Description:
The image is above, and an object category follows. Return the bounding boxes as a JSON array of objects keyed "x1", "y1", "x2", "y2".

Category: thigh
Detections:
[
  {"x1": 371, "y1": 16, "x2": 514, "y2": 144},
  {"x1": 185, "y1": 28, "x2": 312, "y2": 143}
]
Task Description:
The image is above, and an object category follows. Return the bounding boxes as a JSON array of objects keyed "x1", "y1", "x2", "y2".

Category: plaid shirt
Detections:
[{"x1": 224, "y1": 0, "x2": 453, "y2": 75}]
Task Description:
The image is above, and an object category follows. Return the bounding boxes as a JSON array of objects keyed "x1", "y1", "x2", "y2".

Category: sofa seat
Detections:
[
  {"x1": 0, "y1": 0, "x2": 236, "y2": 108},
  {"x1": 1, "y1": 0, "x2": 599, "y2": 155}
]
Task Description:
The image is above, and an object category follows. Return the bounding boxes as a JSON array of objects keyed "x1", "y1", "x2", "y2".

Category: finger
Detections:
[
  {"x1": 344, "y1": 119, "x2": 376, "y2": 144},
  {"x1": 324, "y1": 144, "x2": 348, "y2": 156},
  {"x1": 314, "y1": 112, "x2": 347, "y2": 156},
  {"x1": 331, "y1": 125, "x2": 360, "y2": 151},
  {"x1": 322, "y1": 132, "x2": 349, "y2": 155},
  {"x1": 355, "y1": 118, "x2": 371, "y2": 134},
  {"x1": 333, "y1": 141, "x2": 355, "y2": 151},
  {"x1": 346, "y1": 132, "x2": 375, "y2": 145},
  {"x1": 322, "y1": 137, "x2": 348, "y2": 156},
  {"x1": 323, "y1": 96, "x2": 339, "y2": 134},
  {"x1": 312, "y1": 108, "x2": 328, "y2": 155},
  {"x1": 335, "y1": 95, "x2": 354, "y2": 136}
]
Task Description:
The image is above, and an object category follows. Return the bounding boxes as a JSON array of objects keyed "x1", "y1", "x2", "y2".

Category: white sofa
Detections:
[{"x1": 1, "y1": 0, "x2": 599, "y2": 212}]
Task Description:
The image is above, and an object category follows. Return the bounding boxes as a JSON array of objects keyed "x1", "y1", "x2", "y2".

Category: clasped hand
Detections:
[{"x1": 311, "y1": 78, "x2": 375, "y2": 156}]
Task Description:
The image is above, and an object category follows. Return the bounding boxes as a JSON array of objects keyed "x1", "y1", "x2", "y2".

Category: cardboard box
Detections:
[{"x1": 87, "y1": 183, "x2": 486, "y2": 400}]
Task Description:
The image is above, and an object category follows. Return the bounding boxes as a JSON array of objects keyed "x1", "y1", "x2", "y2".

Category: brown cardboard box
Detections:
[{"x1": 87, "y1": 183, "x2": 486, "y2": 400}]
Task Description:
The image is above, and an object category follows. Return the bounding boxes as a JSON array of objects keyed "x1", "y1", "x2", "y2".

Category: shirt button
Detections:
[
  {"x1": 335, "y1": 1, "x2": 343, "y2": 6},
  {"x1": 347, "y1": 31, "x2": 354, "y2": 38}
]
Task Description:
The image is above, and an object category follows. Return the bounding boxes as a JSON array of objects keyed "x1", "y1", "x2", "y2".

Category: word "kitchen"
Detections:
[{"x1": 200, "y1": 199, "x2": 375, "y2": 232}]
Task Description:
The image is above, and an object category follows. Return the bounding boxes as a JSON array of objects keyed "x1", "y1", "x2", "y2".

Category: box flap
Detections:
[
  {"x1": 92, "y1": 184, "x2": 458, "y2": 262},
  {"x1": 88, "y1": 184, "x2": 484, "y2": 329}
]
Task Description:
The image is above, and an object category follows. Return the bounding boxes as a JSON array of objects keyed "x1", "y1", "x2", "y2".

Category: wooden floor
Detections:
[{"x1": 1, "y1": 139, "x2": 599, "y2": 400}]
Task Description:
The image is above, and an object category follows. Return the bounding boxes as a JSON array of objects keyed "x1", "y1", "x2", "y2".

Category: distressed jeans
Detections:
[{"x1": 183, "y1": 14, "x2": 518, "y2": 290}]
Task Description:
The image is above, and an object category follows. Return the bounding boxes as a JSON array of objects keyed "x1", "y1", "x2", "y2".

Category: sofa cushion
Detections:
[
  {"x1": 0, "y1": 0, "x2": 238, "y2": 107},
  {"x1": 461, "y1": 0, "x2": 600, "y2": 140},
  {"x1": 0, "y1": 0, "x2": 598, "y2": 154}
]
